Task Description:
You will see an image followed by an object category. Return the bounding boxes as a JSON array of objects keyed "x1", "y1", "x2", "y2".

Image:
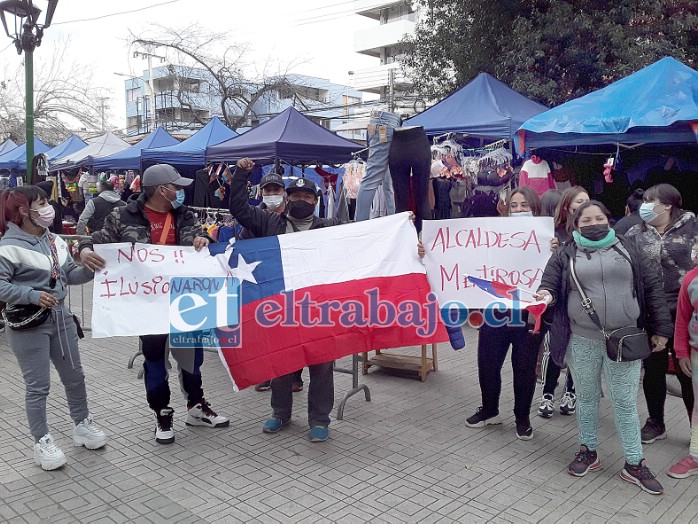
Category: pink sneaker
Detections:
[{"x1": 667, "y1": 455, "x2": 698, "y2": 479}]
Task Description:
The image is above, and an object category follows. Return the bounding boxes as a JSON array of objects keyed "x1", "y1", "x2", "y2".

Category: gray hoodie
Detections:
[
  {"x1": 0, "y1": 223, "x2": 93, "y2": 305},
  {"x1": 567, "y1": 239, "x2": 640, "y2": 341},
  {"x1": 76, "y1": 191, "x2": 123, "y2": 235}
]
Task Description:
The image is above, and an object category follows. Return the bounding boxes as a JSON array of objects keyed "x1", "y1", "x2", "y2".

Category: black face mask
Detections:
[
  {"x1": 287, "y1": 200, "x2": 315, "y2": 219},
  {"x1": 579, "y1": 224, "x2": 610, "y2": 241}
]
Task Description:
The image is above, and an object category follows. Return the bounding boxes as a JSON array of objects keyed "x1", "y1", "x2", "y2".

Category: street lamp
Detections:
[{"x1": 0, "y1": 0, "x2": 58, "y2": 185}]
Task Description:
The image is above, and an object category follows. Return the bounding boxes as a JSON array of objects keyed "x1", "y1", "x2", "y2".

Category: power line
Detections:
[{"x1": 53, "y1": 0, "x2": 186, "y2": 25}]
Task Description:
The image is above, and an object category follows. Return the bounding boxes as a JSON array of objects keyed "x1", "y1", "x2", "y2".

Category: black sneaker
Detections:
[
  {"x1": 568, "y1": 445, "x2": 600, "y2": 476},
  {"x1": 292, "y1": 381, "x2": 304, "y2": 393},
  {"x1": 465, "y1": 407, "x2": 501, "y2": 428},
  {"x1": 515, "y1": 418, "x2": 533, "y2": 440},
  {"x1": 254, "y1": 381, "x2": 271, "y2": 392},
  {"x1": 640, "y1": 418, "x2": 667, "y2": 444},
  {"x1": 620, "y1": 460, "x2": 663, "y2": 495},
  {"x1": 155, "y1": 407, "x2": 175, "y2": 444}
]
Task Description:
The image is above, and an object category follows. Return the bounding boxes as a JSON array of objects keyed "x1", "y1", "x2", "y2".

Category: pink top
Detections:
[{"x1": 519, "y1": 158, "x2": 554, "y2": 196}]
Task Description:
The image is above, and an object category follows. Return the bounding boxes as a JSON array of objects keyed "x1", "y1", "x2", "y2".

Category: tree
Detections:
[
  {"x1": 131, "y1": 25, "x2": 316, "y2": 130},
  {"x1": 0, "y1": 40, "x2": 112, "y2": 144},
  {"x1": 401, "y1": 0, "x2": 698, "y2": 106}
]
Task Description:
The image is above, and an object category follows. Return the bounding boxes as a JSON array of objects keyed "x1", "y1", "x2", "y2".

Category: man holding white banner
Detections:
[{"x1": 79, "y1": 164, "x2": 229, "y2": 445}]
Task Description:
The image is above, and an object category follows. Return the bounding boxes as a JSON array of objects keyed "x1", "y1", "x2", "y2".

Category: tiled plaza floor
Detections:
[{"x1": 0, "y1": 283, "x2": 696, "y2": 523}]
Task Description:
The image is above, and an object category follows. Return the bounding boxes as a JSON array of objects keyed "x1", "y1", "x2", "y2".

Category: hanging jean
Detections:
[
  {"x1": 388, "y1": 126, "x2": 432, "y2": 232},
  {"x1": 355, "y1": 110, "x2": 399, "y2": 222}
]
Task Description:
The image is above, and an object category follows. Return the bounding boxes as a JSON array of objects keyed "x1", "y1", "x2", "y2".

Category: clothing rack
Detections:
[{"x1": 189, "y1": 206, "x2": 232, "y2": 215}]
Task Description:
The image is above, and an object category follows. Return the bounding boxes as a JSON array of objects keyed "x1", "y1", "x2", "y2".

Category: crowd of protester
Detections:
[{"x1": 0, "y1": 161, "x2": 697, "y2": 498}]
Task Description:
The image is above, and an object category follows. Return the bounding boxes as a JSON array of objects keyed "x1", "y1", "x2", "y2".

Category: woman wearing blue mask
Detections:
[
  {"x1": 625, "y1": 183, "x2": 697, "y2": 445},
  {"x1": 536, "y1": 200, "x2": 672, "y2": 495},
  {"x1": 465, "y1": 187, "x2": 546, "y2": 441}
]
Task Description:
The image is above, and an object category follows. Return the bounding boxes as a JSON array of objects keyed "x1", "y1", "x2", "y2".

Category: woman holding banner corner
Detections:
[
  {"x1": 464, "y1": 186, "x2": 546, "y2": 441},
  {"x1": 0, "y1": 185, "x2": 107, "y2": 470}
]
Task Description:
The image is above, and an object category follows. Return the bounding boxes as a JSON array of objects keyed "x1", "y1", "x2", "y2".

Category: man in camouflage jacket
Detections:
[{"x1": 79, "y1": 164, "x2": 229, "y2": 445}]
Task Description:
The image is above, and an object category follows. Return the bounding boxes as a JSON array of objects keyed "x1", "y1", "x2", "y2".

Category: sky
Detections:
[{"x1": 0, "y1": 0, "x2": 381, "y2": 130}]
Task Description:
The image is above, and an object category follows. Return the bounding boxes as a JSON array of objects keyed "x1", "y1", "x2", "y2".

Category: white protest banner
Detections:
[
  {"x1": 91, "y1": 243, "x2": 231, "y2": 338},
  {"x1": 421, "y1": 217, "x2": 554, "y2": 308}
]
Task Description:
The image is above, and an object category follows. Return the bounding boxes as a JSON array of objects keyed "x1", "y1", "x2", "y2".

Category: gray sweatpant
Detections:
[{"x1": 7, "y1": 304, "x2": 89, "y2": 438}]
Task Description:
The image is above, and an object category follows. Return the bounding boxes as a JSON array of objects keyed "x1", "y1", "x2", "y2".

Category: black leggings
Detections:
[
  {"x1": 388, "y1": 126, "x2": 431, "y2": 232},
  {"x1": 643, "y1": 344, "x2": 694, "y2": 424}
]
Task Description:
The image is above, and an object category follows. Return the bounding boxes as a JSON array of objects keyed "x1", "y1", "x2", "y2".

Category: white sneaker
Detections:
[
  {"x1": 185, "y1": 399, "x2": 229, "y2": 428},
  {"x1": 155, "y1": 408, "x2": 175, "y2": 444},
  {"x1": 560, "y1": 391, "x2": 577, "y2": 416},
  {"x1": 34, "y1": 434, "x2": 67, "y2": 471},
  {"x1": 537, "y1": 393, "x2": 554, "y2": 418},
  {"x1": 73, "y1": 415, "x2": 108, "y2": 449}
]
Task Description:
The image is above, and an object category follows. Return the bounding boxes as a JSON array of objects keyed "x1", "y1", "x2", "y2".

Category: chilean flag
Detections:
[
  {"x1": 467, "y1": 275, "x2": 547, "y2": 333},
  {"x1": 468, "y1": 276, "x2": 518, "y2": 299},
  {"x1": 208, "y1": 213, "x2": 448, "y2": 390}
]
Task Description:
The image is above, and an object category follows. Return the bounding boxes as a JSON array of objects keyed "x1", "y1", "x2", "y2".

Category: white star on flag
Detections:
[{"x1": 232, "y1": 254, "x2": 261, "y2": 284}]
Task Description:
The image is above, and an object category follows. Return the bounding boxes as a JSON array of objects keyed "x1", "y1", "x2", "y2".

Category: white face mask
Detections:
[
  {"x1": 263, "y1": 195, "x2": 284, "y2": 210},
  {"x1": 511, "y1": 211, "x2": 533, "y2": 217}
]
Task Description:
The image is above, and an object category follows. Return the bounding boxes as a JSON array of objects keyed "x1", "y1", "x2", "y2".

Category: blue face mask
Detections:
[
  {"x1": 163, "y1": 186, "x2": 185, "y2": 209},
  {"x1": 639, "y1": 202, "x2": 666, "y2": 224},
  {"x1": 172, "y1": 189, "x2": 185, "y2": 209}
]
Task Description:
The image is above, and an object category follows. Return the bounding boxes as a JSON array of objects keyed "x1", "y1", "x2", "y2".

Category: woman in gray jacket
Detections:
[
  {"x1": 0, "y1": 186, "x2": 107, "y2": 471},
  {"x1": 536, "y1": 200, "x2": 672, "y2": 495}
]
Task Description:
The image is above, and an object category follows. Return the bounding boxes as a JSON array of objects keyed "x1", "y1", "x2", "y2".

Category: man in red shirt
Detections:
[{"x1": 79, "y1": 164, "x2": 229, "y2": 444}]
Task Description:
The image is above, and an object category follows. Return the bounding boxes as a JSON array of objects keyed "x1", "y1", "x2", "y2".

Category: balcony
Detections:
[
  {"x1": 354, "y1": 0, "x2": 404, "y2": 20},
  {"x1": 354, "y1": 19, "x2": 416, "y2": 57},
  {"x1": 351, "y1": 63, "x2": 410, "y2": 94}
]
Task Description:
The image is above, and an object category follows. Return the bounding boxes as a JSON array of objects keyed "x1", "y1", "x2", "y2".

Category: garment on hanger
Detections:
[
  {"x1": 519, "y1": 155, "x2": 554, "y2": 196},
  {"x1": 355, "y1": 110, "x2": 400, "y2": 222},
  {"x1": 388, "y1": 125, "x2": 431, "y2": 232}
]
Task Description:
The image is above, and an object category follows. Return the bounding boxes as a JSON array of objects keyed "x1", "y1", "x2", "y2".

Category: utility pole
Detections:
[
  {"x1": 95, "y1": 96, "x2": 110, "y2": 132},
  {"x1": 133, "y1": 47, "x2": 165, "y2": 132}
]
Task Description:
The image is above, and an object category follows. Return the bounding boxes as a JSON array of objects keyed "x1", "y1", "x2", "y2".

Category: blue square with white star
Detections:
[{"x1": 169, "y1": 276, "x2": 241, "y2": 348}]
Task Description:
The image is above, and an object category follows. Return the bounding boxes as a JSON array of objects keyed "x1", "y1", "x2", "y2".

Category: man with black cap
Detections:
[
  {"x1": 240, "y1": 172, "x2": 305, "y2": 393},
  {"x1": 78, "y1": 164, "x2": 229, "y2": 445},
  {"x1": 230, "y1": 157, "x2": 341, "y2": 442}
]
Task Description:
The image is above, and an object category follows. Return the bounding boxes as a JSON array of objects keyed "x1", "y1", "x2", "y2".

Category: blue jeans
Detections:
[
  {"x1": 355, "y1": 110, "x2": 399, "y2": 221},
  {"x1": 567, "y1": 334, "x2": 643, "y2": 464},
  {"x1": 140, "y1": 334, "x2": 204, "y2": 412}
]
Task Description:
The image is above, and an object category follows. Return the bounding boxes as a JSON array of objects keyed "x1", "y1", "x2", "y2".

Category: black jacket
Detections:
[
  {"x1": 538, "y1": 236, "x2": 673, "y2": 366},
  {"x1": 229, "y1": 167, "x2": 341, "y2": 237},
  {"x1": 80, "y1": 192, "x2": 207, "y2": 251}
]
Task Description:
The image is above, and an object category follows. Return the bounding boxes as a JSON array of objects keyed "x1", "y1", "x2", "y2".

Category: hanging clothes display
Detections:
[
  {"x1": 355, "y1": 110, "x2": 399, "y2": 222},
  {"x1": 519, "y1": 155, "x2": 554, "y2": 196},
  {"x1": 388, "y1": 125, "x2": 431, "y2": 232}
]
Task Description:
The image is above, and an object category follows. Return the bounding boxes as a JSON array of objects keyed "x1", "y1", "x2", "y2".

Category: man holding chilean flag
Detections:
[{"x1": 225, "y1": 158, "x2": 447, "y2": 443}]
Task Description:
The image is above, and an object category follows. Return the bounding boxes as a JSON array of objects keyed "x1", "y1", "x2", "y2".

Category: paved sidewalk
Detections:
[{"x1": 0, "y1": 288, "x2": 696, "y2": 522}]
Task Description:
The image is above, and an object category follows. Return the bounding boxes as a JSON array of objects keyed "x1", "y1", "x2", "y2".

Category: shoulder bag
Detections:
[{"x1": 569, "y1": 255, "x2": 650, "y2": 362}]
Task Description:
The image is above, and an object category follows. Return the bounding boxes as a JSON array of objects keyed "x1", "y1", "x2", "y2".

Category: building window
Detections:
[{"x1": 126, "y1": 88, "x2": 139, "y2": 103}]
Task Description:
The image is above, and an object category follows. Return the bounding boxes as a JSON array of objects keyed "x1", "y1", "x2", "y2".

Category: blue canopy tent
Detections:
[
  {"x1": 0, "y1": 137, "x2": 51, "y2": 171},
  {"x1": 46, "y1": 134, "x2": 87, "y2": 162},
  {"x1": 517, "y1": 57, "x2": 698, "y2": 151},
  {"x1": 92, "y1": 127, "x2": 178, "y2": 171},
  {"x1": 141, "y1": 118, "x2": 237, "y2": 171},
  {"x1": 405, "y1": 73, "x2": 548, "y2": 139},
  {"x1": 0, "y1": 139, "x2": 17, "y2": 155},
  {"x1": 206, "y1": 107, "x2": 360, "y2": 165}
]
